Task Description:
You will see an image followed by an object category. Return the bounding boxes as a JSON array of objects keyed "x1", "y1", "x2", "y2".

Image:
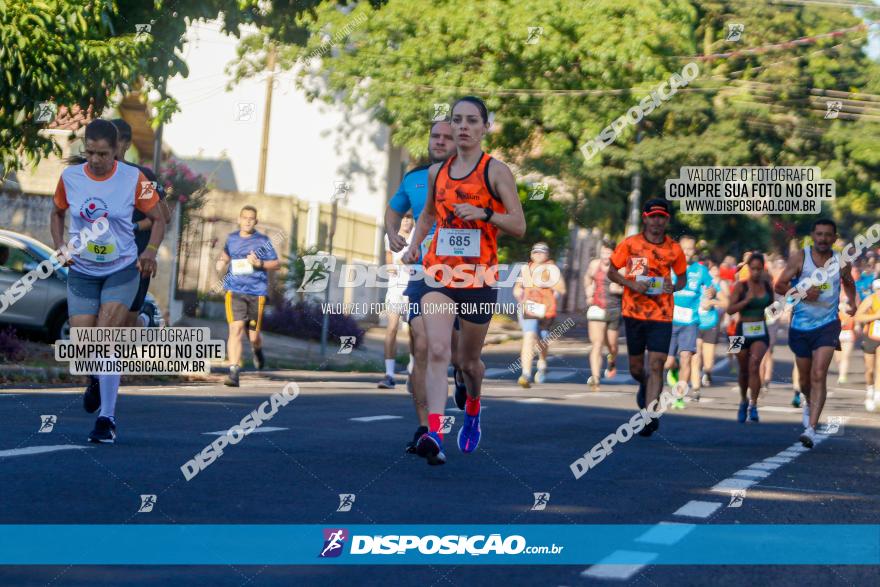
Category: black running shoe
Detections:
[
  {"x1": 253, "y1": 348, "x2": 265, "y2": 370},
  {"x1": 88, "y1": 416, "x2": 116, "y2": 444},
  {"x1": 224, "y1": 365, "x2": 240, "y2": 387},
  {"x1": 406, "y1": 425, "x2": 429, "y2": 454},
  {"x1": 638, "y1": 417, "x2": 658, "y2": 437},
  {"x1": 453, "y1": 367, "x2": 467, "y2": 410},
  {"x1": 415, "y1": 431, "x2": 446, "y2": 465},
  {"x1": 83, "y1": 376, "x2": 101, "y2": 414}
]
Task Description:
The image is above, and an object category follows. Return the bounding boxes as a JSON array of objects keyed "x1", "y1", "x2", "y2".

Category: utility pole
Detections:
[
  {"x1": 624, "y1": 125, "x2": 643, "y2": 237},
  {"x1": 320, "y1": 197, "x2": 340, "y2": 357},
  {"x1": 257, "y1": 43, "x2": 276, "y2": 194}
]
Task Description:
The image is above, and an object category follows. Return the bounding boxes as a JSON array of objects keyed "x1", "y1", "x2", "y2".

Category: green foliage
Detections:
[
  {"x1": 236, "y1": 0, "x2": 880, "y2": 255},
  {"x1": 0, "y1": 0, "x2": 335, "y2": 177},
  {"x1": 497, "y1": 183, "x2": 569, "y2": 264}
]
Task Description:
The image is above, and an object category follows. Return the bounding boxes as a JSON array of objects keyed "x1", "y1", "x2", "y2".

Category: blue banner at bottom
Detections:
[{"x1": 0, "y1": 525, "x2": 877, "y2": 565}]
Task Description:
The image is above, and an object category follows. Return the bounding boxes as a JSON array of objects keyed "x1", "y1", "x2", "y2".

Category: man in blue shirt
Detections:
[
  {"x1": 384, "y1": 121, "x2": 457, "y2": 452},
  {"x1": 666, "y1": 235, "x2": 713, "y2": 408},
  {"x1": 216, "y1": 205, "x2": 280, "y2": 386}
]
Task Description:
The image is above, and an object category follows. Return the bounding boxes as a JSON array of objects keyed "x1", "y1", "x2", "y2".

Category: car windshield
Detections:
[{"x1": 3, "y1": 232, "x2": 68, "y2": 278}]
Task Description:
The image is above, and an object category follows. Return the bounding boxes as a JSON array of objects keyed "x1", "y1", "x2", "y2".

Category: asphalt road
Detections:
[{"x1": 1, "y1": 334, "x2": 878, "y2": 586}]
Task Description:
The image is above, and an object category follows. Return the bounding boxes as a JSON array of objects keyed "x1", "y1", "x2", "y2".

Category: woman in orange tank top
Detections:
[{"x1": 403, "y1": 96, "x2": 526, "y2": 465}]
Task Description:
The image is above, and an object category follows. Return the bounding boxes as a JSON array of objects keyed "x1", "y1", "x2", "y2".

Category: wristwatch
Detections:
[{"x1": 483, "y1": 207, "x2": 494, "y2": 222}]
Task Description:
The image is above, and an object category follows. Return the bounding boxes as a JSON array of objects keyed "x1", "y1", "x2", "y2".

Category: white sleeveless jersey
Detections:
[
  {"x1": 54, "y1": 161, "x2": 159, "y2": 277},
  {"x1": 791, "y1": 246, "x2": 841, "y2": 331}
]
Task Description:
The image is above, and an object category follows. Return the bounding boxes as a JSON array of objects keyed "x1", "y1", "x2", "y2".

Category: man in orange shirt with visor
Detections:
[{"x1": 608, "y1": 198, "x2": 687, "y2": 436}]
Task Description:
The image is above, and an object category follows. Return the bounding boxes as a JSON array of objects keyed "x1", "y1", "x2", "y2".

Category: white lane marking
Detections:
[
  {"x1": 733, "y1": 468, "x2": 771, "y2": 479},
  {"x1": 517, "y1": 398, "x2": 547, "y2": 403},
  {"x1": 565, "y1": 393, "x2": 591, "y2": 399},
  {"x1": 635, "y1": 522, "x2": 696, "y2": 545},
  {"x1": 349, "y1": 415, "x2": 403, "y2": 422},
  {"x1": 691, "y1": 397, "x2": 715, "y2": 404},
  {"x1": 0, "y1": 445, "x2": 91, "y2": 458},
  {"x1": 787, "y1": 444, "x2": 810, "y2": 453},
  {"x1": 777, "y1": 450, "x2": 802, "y2": 458},
  {"x1": 749, "y1": 461, "x2": 782, "y2": 471},
  {"x1": 764, "y1": 456, "x2": 793, "y2": 464},
  {"x1": 673, "y1": 500, "x2": 722, "y2": 519},
  {"x1": 581, "y1": 551, "x2": 658, "y2": 580},
  {"x1": 203, "y1": 427, "x2": 288, "y2": 435},
  {"x1": 711, "y1": 477, "x2": 758, "y2": 492}
]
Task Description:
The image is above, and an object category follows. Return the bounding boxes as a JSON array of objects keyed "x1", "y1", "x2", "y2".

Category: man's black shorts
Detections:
[
  {"x1": 788, "y1": 319, "x2": 841, "y2": 358},
  {"x1": 129, "y1": 275, "x2": 150, "y2": 312},
  {"x1": 225, "y1": 291, "x2": 266, "y2": 331},
  {"x1": 624, "y1": 317, "x2": 673, "y2": 355}
]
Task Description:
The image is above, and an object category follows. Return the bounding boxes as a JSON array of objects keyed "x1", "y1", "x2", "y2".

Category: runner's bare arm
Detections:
[
  {"x1": 402, "y1": 164, "x2": 440, "y2": 264},
  {"x1": 672, "y1": 271, "x2": 687, "y2": 293},
  {"x1": 247, "y1": 251, "x2": 280, "y2": 271},
  {"x1": 553, "y1": 272, "x2": 567, "y2": 295},
  {"x1": 49, "y1": 204, "x2": 73, "y2": 266},
  {"x1": 384, "y1": 206, "x2": 408, "y2": 252},
  {"x1": 137, "y1": 204, "x2": 166, "y2": 278},
  {"x1": 451, "y1": 159, "x2": 525, "y2": 236},
  {"x1": 608, "y1": 263, "x2": 647, "y2": 294},
  {"x1": 854, "y1": 296, "x2": 880, "y2": 323},
  {"x1": 840, "y1": 262, "x2": 857, "y2": 316},
  {"x1": 583, "y1": 260, "x2": 597, "y2": 300},
  {"x1": 726, "y1": 282, "x2": 753, "y2": 315},
  {"x1": 774, "y1": 250, "x2": 803, "y2": 296},
  {"x1": 216, "y1": 249, "x2": 230, "y2": 273}
]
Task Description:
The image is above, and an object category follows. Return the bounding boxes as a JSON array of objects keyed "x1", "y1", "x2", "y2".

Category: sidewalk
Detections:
[{"x1": 176, "y1": 314, "x2": 524, "y2": 370}]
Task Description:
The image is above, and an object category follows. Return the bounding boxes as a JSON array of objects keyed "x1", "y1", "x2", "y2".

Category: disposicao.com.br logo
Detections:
[{"x1": 318, "y1": 529, "x2": 563, "y2": 558}]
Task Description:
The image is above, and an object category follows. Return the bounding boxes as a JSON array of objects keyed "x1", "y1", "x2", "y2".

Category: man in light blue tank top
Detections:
[{"x1": 775, "y1": 219, "x2": 857, "y2": 448}]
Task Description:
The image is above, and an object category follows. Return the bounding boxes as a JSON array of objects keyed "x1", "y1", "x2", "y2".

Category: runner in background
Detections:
[
  {"x1": 854, "y1": 279, "x2": 880, "y2": 412},
  {"x1": 608, "y1": 198, "x2": 687, "y2": 437},
  {"x1": 216, "y1": 206, "x2": 280, "y2": 387},
  {"x1": 835, "y1": 295, "x2": 856, "y2": 385},
  {"x1": 584, "y1": 239, "x2": 623, "y2": 391},
  {"x1": 696, "y1": 259, "x2": 727, "y2": 395},
  {"x1": 727, "y1": 253, "x2": 773, "y2": 423},
  {"x1": 665, "y1": 235, "x2": 712, "y2": 409},
  {"x1": 377, "y1": 213, "x2": 414, "y2": 389},
  {"x1": 761, "y1": 255, "x2": 787, "y2": 396},
  {"x1": 513, "y1": 242, "x2": 565, "y2": 387},
  {"x1": 110, "y1": 119, "x2": 171, "y2": 328}
]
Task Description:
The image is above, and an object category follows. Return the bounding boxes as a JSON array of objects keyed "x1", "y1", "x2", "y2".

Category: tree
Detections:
[
  {"x1": 0, "y1": 0, "x2": 363, "y2": 177},
  {"x1": 234, "y1": 0, "x2": 880, "y2": 255}
]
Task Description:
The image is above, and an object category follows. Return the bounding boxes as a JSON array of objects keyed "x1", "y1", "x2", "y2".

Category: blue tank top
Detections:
[{"x1": 791, "y1": 246, "x2": 841, "y2": 331}]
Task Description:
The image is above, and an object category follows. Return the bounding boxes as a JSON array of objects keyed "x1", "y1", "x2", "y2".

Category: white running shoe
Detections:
[
  {"x1": 535, "y1": 369, "x2": 547, "y2": 384},
  {"x1": 799, "y1": 426, "x2": 816, "y2": 449},
  {"x1": 867, "y1": 392, "x2": 877, "y2": 413},
  {"x1": 802, "y1": 404, "x2": 810, "y2": 429}
]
